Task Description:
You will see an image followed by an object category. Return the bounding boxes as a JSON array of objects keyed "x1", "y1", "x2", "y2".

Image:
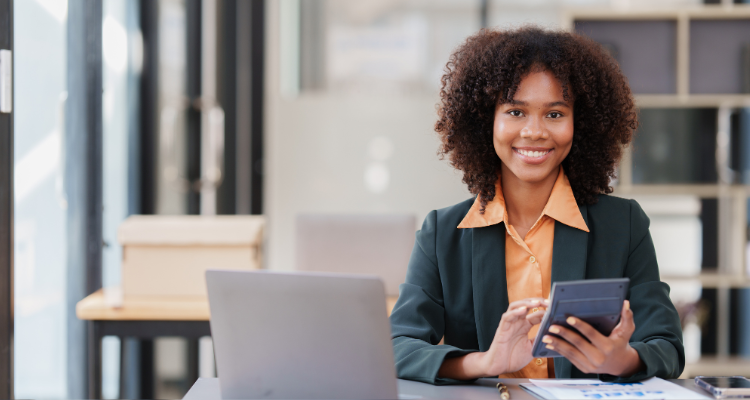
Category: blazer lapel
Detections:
[
  {"x1": 552, "y1": 204, "x2": 590, "y2": 377},
  {"x1": 551, "y1": 204, "x2": 589, "y2": 284},
  {"x1": 471, "y1": 223, "x2": 509, "y2": 352}
]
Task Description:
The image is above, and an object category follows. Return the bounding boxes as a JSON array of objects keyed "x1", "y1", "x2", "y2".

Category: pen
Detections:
[{"x1": 496, "y1": 382, "x2": 510, "y2": 399}]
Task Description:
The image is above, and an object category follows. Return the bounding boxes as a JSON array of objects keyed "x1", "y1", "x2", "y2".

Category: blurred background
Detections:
[{"x1": 7, "y1": 0, "x2": 750, "y2": 398}]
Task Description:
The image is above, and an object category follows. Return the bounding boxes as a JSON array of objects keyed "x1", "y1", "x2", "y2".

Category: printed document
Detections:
[{"x1": 520, "y1": 377, "x2": 710, "y2": 399}]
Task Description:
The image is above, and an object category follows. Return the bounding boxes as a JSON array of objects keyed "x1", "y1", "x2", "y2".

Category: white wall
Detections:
[{"x1": 265, "y1": 93, "x2": 470, "y2": 271}]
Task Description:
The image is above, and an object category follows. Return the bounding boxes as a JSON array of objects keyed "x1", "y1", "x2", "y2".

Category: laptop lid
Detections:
[{"x1": 206, "y1": 270, "x2": 398, "y2": 399}]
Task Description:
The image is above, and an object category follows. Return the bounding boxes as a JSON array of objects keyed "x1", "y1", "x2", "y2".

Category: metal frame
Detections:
[
  {"x1": 139, "y1": 0, "x2": 158, "y2": 216},
  {"x1": 0, "y1": 0, "x2": 12, "y2": 397},
  {"x1": 218, "y1": 0, "x2": 238, "y2": 215},
  {"x1": 249, "y1": 0, "x2": 265, "y2": 215},
  {"x1": 87, "y1": 320, "x2": 210, "y2": 399},
  {"x1": 187, "y1": 0, "x2": 202, "y2": 215},
  {"x1": 66, "y1": 1, "x2": 103, "y2": 397}
]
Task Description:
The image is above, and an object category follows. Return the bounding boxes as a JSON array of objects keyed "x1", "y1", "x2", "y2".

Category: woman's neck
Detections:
[{"x1": 501, "y1": 165, "x2": 559, "y2": 240}]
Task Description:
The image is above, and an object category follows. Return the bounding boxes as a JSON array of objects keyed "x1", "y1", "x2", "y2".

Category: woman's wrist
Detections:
[
  {"x1": 615, "y1": 345, "x2": 644, "y2": 377},
  {"x1": 438, "y1": 351, "x2": 492, "y2": 380}
]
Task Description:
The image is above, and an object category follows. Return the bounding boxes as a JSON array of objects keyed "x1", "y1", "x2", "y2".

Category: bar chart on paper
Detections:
[{"x1": 520, "y1": 378, "x2": 710, "y2": 400}]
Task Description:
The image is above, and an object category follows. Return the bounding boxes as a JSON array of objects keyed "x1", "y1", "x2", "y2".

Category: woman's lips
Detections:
[{"x1": 513, "y1": 147, "x2": 553, "y2": 165}]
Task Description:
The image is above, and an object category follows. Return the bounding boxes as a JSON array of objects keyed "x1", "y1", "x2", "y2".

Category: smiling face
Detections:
[{"x1": 493, "y1": 69, "x2": 574, "y2": 186}]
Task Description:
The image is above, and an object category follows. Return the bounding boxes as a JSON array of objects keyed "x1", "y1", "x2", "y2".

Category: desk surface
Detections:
[
  {"x1": 183, "y1": 377, "x2": 707, "y2": 400},
  {"x1": 77, "y1": 289, "x2": 399, "y2": 321}
]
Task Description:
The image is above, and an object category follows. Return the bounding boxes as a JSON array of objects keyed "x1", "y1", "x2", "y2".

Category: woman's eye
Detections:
[
  {"x1": 548, "y1": 112, "x2": 563, "y2": 118},
  {"x1": 508, "y1": 110, "x2": 523, "y2": 117}
]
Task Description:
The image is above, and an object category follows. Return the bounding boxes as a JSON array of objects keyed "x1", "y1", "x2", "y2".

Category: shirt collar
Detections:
[{"x1": 457, "y1": 168, "x2": 589, "y2": 232}]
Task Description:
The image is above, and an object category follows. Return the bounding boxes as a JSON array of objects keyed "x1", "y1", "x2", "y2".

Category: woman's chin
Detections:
[{"x1": 505, "y1": 167, "x2": 558, "y2": 185}]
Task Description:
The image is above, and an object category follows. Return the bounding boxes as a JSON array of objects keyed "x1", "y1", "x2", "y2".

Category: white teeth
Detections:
[{"x1": 517, "y1": 149, "x2": 549, "y2": 158}]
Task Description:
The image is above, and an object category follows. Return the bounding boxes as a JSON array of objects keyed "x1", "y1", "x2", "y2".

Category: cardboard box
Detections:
[{"x1": 119, "y1": 215, "x2": 264, "y2": 299}]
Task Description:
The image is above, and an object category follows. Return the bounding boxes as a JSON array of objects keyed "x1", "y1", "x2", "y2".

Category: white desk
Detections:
[{"x1": 183, "y1": 377, "x2": 707, "y2": 400}]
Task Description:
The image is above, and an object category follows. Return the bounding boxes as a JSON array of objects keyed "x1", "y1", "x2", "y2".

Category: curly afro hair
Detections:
[{"x1": 436, "y1": 26, "x2": 637, "y2": 212}]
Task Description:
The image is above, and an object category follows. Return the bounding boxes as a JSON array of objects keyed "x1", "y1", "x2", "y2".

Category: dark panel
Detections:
[
  {"x1": 575, "y1": 20, "x2": 677, "y2": 94},
  {"x1": 250, "y1": 0, "x2": 264, "y2": 215},
  {"x1": 98, "y1": 320, "x2": 211, "y2": 337},
  {"x1": 139, "y1": 340, "x2": 154, "y2": 399},
  {"x1": 0, "y1": 0, "x2": 12, "y2": 397},
  {"x1": 701, "y1": 198, "x2": 718, "y2": 270},
  {"x1": 741, "y1": 109, "x2": 750, "y2": 184},
  {"x1": 218, "y1": 0, "x2": 237, "y2": 215},
  {"x1": 701, "y1": 288, "x2": 718, "y2": 355},
  {"x1": 730, "y1": 288, "x2": 742, "y2": 354},
  {"x1": 139, "y1": 0, "x2": 159, "y2": 215},
  {"x1": 66, "y1": 1, "x2": 103, "y2": 398},
  {"x1": 738, "y1": 288, "x2": 750, "y2": 356},
  {"x1": 731, "y1": 110, "x2": 741, "y2": 172},
  {"x1": 690, "y1": 19, "x2": 750, "y2": 94},
  {"x1": 186, "y1": 0, "x2": 202, "y2": 215},
  {"x1": 235, "y1": 0, "x2": 253, "y2": 214},
  {"x1": 632, "y1": 108, "x2": 718, "y2": 184}
]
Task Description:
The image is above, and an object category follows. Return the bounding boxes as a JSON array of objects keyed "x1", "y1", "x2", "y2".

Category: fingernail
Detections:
[
  {"x1": 567, "y1": 317, "x2": 576, "y2": 325},
  {"x1": 519, "y1": 306, "x2": 527, "y2": 312},
  {"x1": 549, "y1": 326, "x2": 560, "y2": 334},
  {"x1": 546, "y1": 344, "x2": 555, "y2": 350},
  {"x1": 544, "y1": 299, "x2": 550, "y2": 304},
  {"x1": 624, "y1": 300, "x2": 630, "y2": 311},
  {"x1": 542, "y1": 336, "x2": 552, "y2": 344}
]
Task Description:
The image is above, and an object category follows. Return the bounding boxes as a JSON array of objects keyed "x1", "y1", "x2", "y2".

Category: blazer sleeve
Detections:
[
  {"x1": 599, "y1": 199, "x2": 685, "y2": 383},
  {"x1": 389, "y1": 210, "x2": 476, "y2": 385}
]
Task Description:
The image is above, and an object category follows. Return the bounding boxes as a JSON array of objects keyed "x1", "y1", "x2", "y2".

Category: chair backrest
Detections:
[{"x1": 295, "y1": 214, "x2": 416, "y2": 296}]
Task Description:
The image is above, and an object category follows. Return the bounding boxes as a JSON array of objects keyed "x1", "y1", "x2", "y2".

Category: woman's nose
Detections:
[{"x1": 520, "y1": 117, "x2": 548, "y2": 141}]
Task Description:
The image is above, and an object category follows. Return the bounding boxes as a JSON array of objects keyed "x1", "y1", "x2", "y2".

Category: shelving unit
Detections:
[{"x1": 563, "y1": 4, "x2": 750, "y2": 378}]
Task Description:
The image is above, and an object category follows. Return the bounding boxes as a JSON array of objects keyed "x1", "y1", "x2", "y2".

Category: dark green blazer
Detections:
[{"x1": 389, "y1": 195, "x2": 684, "y2": 385}]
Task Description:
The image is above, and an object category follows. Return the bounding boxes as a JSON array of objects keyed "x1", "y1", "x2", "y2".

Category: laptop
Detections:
[
  {"x1": 295, "y1": 214, "x2": 416, "y2": 296},
  {"x1": 206, "y1": 270, "x2": 399, "y2": 399}
]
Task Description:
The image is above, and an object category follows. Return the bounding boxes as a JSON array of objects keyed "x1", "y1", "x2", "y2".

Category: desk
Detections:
[
  {"x1": 76, "y1": 290, "x2": 399, "y2": 399},
  {"x1": 184, "y1": 377, "x2": 708, "y2": 400}
]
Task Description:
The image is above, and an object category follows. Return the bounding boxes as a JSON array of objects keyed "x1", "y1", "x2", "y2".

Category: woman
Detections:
[{"x1": 389, "y1": 27, "x2": 684, "y2": 384}]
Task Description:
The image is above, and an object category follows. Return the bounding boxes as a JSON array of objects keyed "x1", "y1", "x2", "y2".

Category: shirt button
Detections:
[
  {"x1": 529, "y1": 256, "x2": 536, "y2": 263},
  {"x1": 535, "y1": 358, "x2": 544, "y2": 366}
]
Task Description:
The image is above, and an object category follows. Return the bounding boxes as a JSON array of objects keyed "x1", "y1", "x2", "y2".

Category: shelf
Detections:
[
  {"x1": 564, "y1": 5, "x2": 750, "y2": 23},
  {"x1": 613, "y1": 184, "x2": 750, "y2": 197},
  {"x1": 662, "y1": 273, "x2": 750, "y2": 288},
  {"x1": 635, "y1": 94, "x2": 750, "y2": 108},
  {"x1": 681, "y1": 356, "x2": 750, "y2": 378}
]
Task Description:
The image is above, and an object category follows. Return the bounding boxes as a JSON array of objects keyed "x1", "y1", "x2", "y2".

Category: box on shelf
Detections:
[{"x1": 118, "y1": 215, "x2": 264, "y2": 299}]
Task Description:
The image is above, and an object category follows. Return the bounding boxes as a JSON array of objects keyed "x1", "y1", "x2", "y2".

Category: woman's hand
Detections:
[
  {"x1": 482, "y1": 298, "x2": 548, "y2": 376},
  {"x1": 541, "y1": 300, "x2": 644, "y2": 377},
  {"x1": 438, "y1": 298, "x2": 547, "y2": 380}
]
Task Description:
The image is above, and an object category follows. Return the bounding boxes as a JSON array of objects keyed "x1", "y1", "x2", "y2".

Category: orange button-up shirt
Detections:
[{"x1": 457, "y1": 168, "x2": 589, "y2": 379}]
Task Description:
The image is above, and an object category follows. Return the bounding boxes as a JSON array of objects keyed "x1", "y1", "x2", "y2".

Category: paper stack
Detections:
[{"x1": 520, "y1": 377, "x2": 710, "y2": 400}]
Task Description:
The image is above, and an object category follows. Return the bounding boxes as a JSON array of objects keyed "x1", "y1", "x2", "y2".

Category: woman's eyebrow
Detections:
[
  {"x1": 545, "y1": 101, "x2": 570, "y2": 108},
  {"x1": 506, "y1": 99, "x2": 570, "y2": 108}
]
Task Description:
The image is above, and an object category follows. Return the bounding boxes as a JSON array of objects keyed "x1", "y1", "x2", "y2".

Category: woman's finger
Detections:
[
  {"x1": 564, "y1": 316, "x2": 609, "y2": 350},
  {"x1": 543, "y1": 335, "x2": 597, "y2": 373},
  {"x1": 547, "y1": 324, "x2": 603, "y2": 363},
  {"x1": 508, "y1": 298, "x2": 549, "y2": 310},
  {"x1": 611, "y1": 300, "x2": 636, "y2": 340},
  {"x1": 526, "y1": 309, "x2": 546, "y2": 325},
  {"x1": 498, "y1": 306, "x2": 529, "y2": 328}
]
